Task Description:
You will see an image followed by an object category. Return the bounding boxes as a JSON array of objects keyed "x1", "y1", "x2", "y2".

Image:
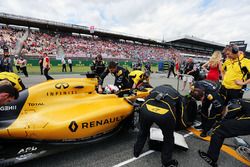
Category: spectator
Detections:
[
  {"x1": 18, "y1": 56, "x2": 28, "y2": 77},
  {"x1": 1, "y1": 46, "x2": 12, "y2": 72},
  {"x1": 182, "y1": 58, "x2": 196, "y2": 91},
  {"x1": 167, "y1": 59, "x2": 176, "y2": 78},
  {"x1": 202, "y1": 51, "x2": 223, "y2": 82},
  {"x1": 38, "y1": 55, "x2": 43, "y2": 75},
  {"x1": 43, "y1": 53, "x2": 54, "y2": 80},
  {"x1": 67, "y1": 57, "x2": 73, "y2": 72},
  {"x1": 61, "y1": 58, "x2": 67, "y2": 72},
  {"x1": 13, "y1": 55, "x2": 20, "y2": 73}
]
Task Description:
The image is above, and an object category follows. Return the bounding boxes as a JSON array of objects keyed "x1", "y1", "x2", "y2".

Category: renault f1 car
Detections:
[{"x1": 0, "y1": 74, "x2": 151, "y2": 166}]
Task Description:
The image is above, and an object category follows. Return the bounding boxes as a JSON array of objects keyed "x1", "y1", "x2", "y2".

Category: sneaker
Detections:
[
  {"x1": 163, "y1": 159, "x2": 178, "y2": 167},
  {"x1": 198, "y1": 150, "x2": 217, "y2": 167}
]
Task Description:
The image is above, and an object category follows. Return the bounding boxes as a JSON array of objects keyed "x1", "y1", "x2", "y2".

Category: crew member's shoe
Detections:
[
  {"x1": 162, "y1": 159, "x2": 178, "y2": 167},
  {"x1": 194, "y1": 124, "x2": 203, "y2": 130},
  {"x1": 200, "y1": 131, "x2": 207, "y2": 138},
  {"x1": 133, "y1": 150, "x2": 140, "y2": 158},
  {"x1": 198, "y1": 150, "x2": 218, "y2": 167}
]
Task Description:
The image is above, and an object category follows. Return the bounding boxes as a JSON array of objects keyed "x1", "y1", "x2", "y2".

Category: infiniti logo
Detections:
[{"x1": 55, "y1": 83, "x2": 69, "y2": 89}]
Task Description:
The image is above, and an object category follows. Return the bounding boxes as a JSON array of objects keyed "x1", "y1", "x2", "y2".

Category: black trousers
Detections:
[
  {"x1": 207, "y1": 117, "x2": 250, "y2": 162},
  {"x1": 69, "y1": 64, "x2": 72, "y2": 72},
  {"x1": 20, "y1": 66, "x2": 28, "y2": 77},
  {"x1": 44, "y1": 68, "x2": 54, "y2": 80},
  {"x1": 62, "y1": 64, "x2": 67, "y2": 72},
  {"x1": 200, "y1": 100, "x2": 223, "y2": 133},
  {"x1": 40, "y1": 65, "x2": 43, "y2": 75},
  {"x1": 134, "y1": 107, "x2": 175, "y2": 166},
  {"x1": 167, "y1": 67, "x2": 176, "y2": 78},
  {"x1": 220, "y1": 86, "x2": 244, "y2": 105},
  {"x1": 16, "y1": 65, "x2": 20, "y2": 72}
]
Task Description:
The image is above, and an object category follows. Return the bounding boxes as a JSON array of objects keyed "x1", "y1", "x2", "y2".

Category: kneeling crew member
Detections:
[
  {"x1": 199, "y1": 99, "x2": 250, "y2": 167},
  {"x1": 98, "y1": 61, "x2": 130, "y2": 93},
  {"x1": 128, "y1": 70, "x2": 151, "y2": 89},
  {"x1": 190, "y1": 80, "x2": 225, "y2": 137},
  {"x1": 0, "y1": 72, "x2": 26, "y2": 91},
  {"x1": 134, "y1": 85, "x2": 197, "y2": 167}
]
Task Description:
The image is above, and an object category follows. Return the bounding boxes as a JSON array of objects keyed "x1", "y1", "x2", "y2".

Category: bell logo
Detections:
[
  {"x1": 55, "y1": 83, "x2": 69, "y2": 89},
  {"x1": 69, "y1": 121, "x2": 78, "y2": 132}
]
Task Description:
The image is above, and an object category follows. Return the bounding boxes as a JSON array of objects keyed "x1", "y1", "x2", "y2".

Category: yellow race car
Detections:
[{"x1": 0, "y1": 73, "x2": 151, "y2": 166}]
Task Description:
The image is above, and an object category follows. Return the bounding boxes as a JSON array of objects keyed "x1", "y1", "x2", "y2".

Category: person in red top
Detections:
[
  {"x1": 43, "y1": 53, "x2": 54, "y2": 80},
  {"x1": 202, "y1": 51, "x2": 223, "y2": 82}
]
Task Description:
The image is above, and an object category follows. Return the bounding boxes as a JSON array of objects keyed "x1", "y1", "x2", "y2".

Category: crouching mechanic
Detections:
[
  {"x1": 134, "y1": 84, "x2": 197, "y2": 167},
  {"x1": 0, "y1": 72, "x2": 26, "y2": 91},
  {"x1": 190, "y1": 80, "x2": 225, "y2": 137},
  {"x1": 128, "y1": 70, "x2": 152, "y2": 90},
  {"x1": 98, "y1": 61, "x2": 130, "y2": 93},
  {"x1": 0, "y1": 80, "x2": 19, "y2": 106},
  {"x1": 199, "y1": 99, "x2": 250, "y2": 167}
]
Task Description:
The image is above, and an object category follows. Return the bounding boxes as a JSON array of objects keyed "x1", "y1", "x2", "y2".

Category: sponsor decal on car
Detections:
[
  {"x1": 68, "y1": 116, "x2": 125, "y2": 132},
  {"x1": 55, "y1": 83, "x2": 69, "y2": 89},
  {"x1": 46, "y1": 91, "x2": 77, "y2": 96},
  {"x1": 28, "y1": 102, "x2": 44, "y2": 106},
  {"x1": 0, "y1": 105, "x2": 17, "y2": 111}
]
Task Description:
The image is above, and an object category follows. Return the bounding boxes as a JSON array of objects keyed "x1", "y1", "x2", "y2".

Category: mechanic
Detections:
[
  {"x1": 221, "y1": 44, "x2": 250, "y2": 105},
  {"x1": 0, "y1": 72, "x2": 25, "y2": 91},
  {"x1": 134, "y1": 84, "x2": 197, "y2": 167},
  {"x1": 0, "y1": 80, "x2": 19, "y2": 106},
  {"x1": 98, "y1": 61, "x2": 130, "y2": 93},
  {"x1": 90, "y1": 54, "x2": 106, "y2": 77},
  {"x1": 199, "y1": 98, "x2": 250, "y2": 167},
  {"x1": 190, "y1": 80, "x2": 225, "y2": 137},
  {"x1": 128, "y1": 70, "x2": 151, "y2": 90}
]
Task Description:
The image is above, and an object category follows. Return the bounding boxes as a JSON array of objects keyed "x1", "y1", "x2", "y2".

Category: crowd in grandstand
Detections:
[{"x1": 0, "y1": 25, "x2": 185, "y2": 61}]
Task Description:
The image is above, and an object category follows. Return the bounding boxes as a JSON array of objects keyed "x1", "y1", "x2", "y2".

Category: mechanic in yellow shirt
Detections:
[
  {"x1": 221, "y1": 44, "x2": 250, "y2": 104},
  {"x1": 0, "y1": 72, "x2": 25, "y2": 91},
  {"x1": 128, "y1": 70, "x2": 151, "y2": 89}
]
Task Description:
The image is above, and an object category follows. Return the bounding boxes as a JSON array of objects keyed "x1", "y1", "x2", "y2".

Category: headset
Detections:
[{"x1": 230, "y1": 44, "x2": 239, "y2": 54}]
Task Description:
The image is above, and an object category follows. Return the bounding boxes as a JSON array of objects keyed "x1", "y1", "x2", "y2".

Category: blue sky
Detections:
[{"x1": 1, "y1": 0, "x2": 250, "y2": 50}]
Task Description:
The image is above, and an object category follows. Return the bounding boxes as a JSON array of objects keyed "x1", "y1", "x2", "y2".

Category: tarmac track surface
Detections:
[{"x1": 13, "y1": 73, "x2": 250, "y2": 167}]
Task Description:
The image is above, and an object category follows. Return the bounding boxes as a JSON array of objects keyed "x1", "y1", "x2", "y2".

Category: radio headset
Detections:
[{"x1": 231, "y1": 44, "x2": 249, "y2": 90}]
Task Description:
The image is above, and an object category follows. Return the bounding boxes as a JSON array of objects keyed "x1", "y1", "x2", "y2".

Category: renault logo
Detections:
[
  {"x1": 55, "y1": 83, "x2": 69, "y2": 89},
  {"x1": 69, "y1": 121, "x2": 78, "y2": 132}
]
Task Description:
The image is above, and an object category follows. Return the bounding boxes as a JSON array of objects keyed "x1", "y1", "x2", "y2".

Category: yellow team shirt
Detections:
[
  {"x1": 0, "y1": 72, "x2": 24, "y2": 91},
  {"x1": 129, "y1": 70, "x2": 144, "y2": 85},
  {"x1": 222, "y1": 53, "x2": 250, "y2": 89}
]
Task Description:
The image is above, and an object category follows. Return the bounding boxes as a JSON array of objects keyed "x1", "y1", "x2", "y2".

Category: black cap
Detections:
[
  {"x1": 3, "y1": 45, "x2": 9, "y2": 52},
  {"x1": 108, "y1": 61, "x2": 118, "y2": 69},
  {"x1": 0, "y1": 83, "x2": 19, "y2": 99}
]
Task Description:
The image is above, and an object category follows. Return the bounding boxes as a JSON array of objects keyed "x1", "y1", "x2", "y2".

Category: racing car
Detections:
[{"x1": 0, "y1": 73, "x2": 151, "y2": 166}]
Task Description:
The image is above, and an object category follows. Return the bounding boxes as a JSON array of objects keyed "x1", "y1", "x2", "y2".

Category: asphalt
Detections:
[{"x1": 12, "y1": 73, "x2": 250, "y2": 167}]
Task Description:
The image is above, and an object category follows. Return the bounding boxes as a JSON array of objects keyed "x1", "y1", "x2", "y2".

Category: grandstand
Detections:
[{"x1": 0, "y1": 12, "x2": 249, "y2": 61}]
